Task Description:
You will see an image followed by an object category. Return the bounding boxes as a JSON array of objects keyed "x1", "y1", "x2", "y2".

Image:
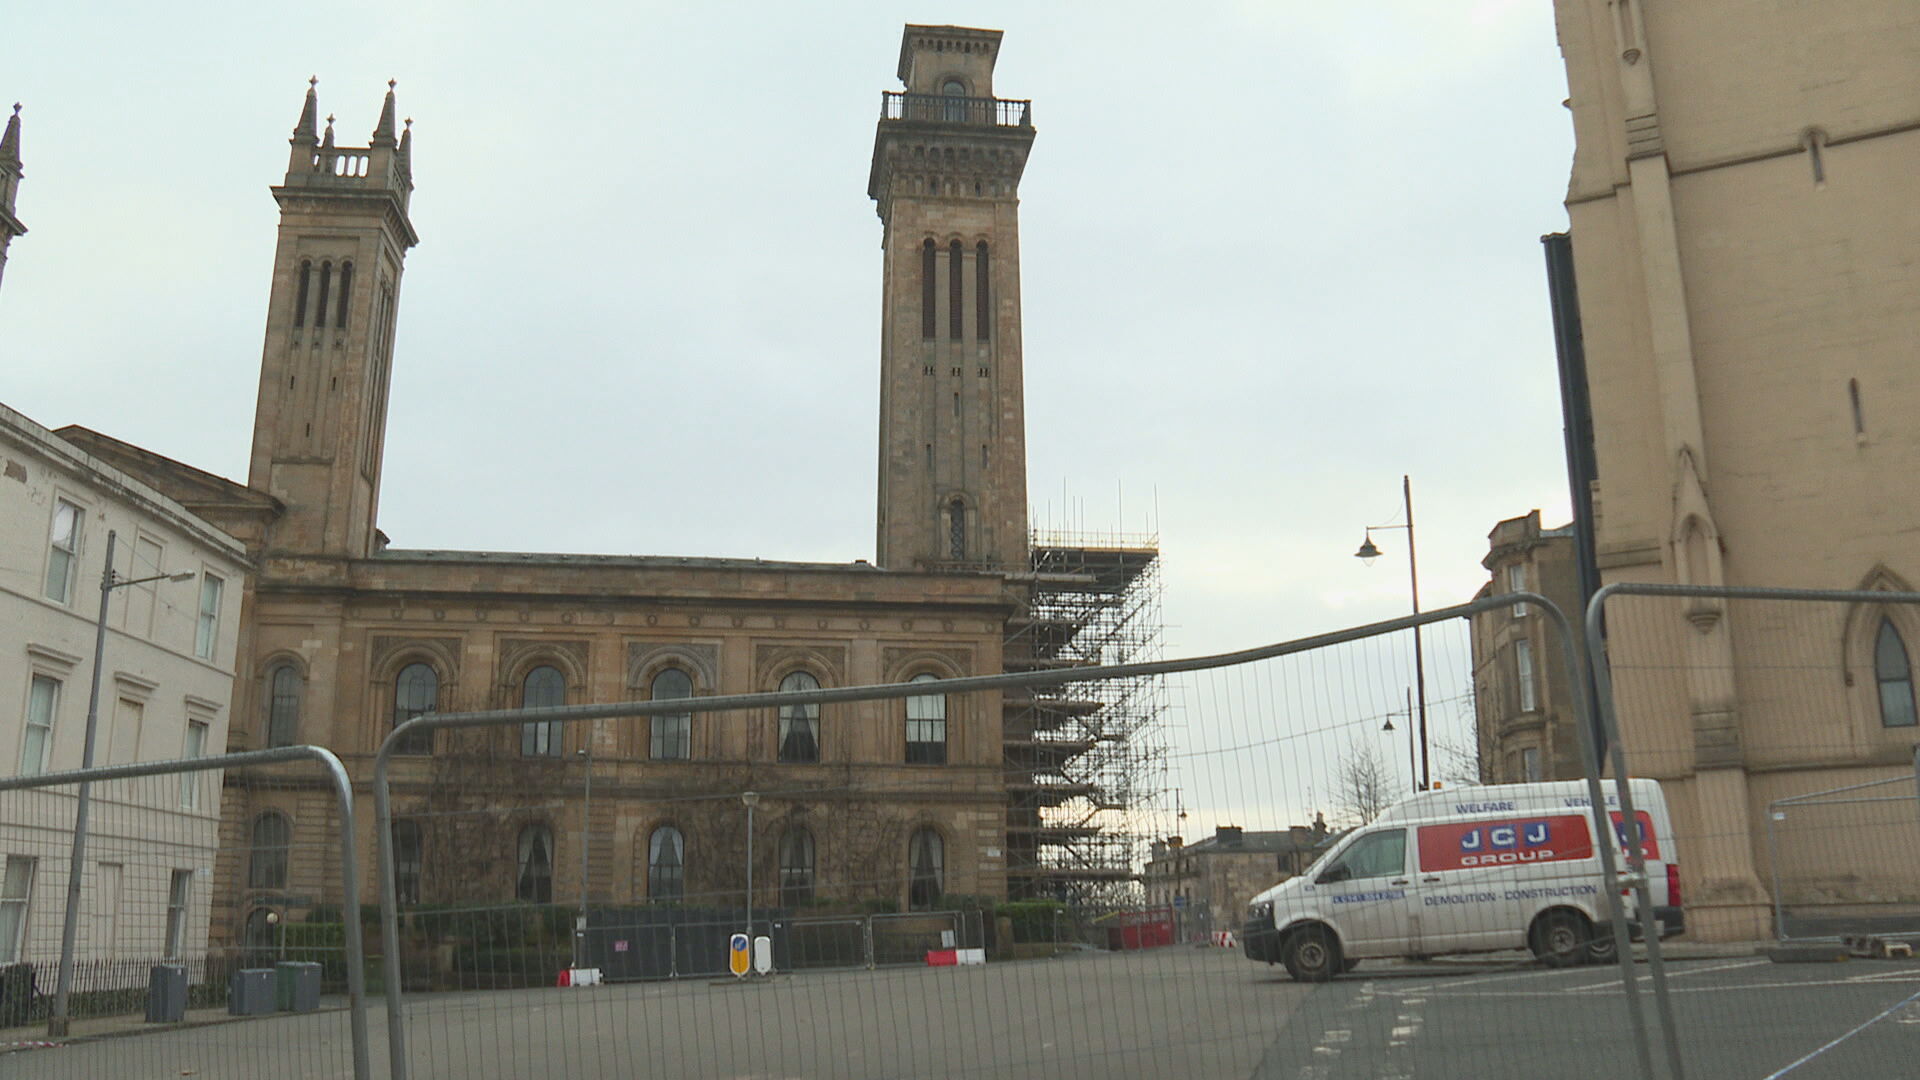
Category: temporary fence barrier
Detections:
[
  {"x1": 0, "y1": 746, "x2": 370, "y2": 1080},
  {"x1": 361, "y1": 590, "x2": 1659, "y2": 1080},
  {"x1": 1765, "y1": 774, "x2": 1920, "y2": 942},
  {"x1": 1587, "y1": 582, "x2": 1920, "y2": 1080}
]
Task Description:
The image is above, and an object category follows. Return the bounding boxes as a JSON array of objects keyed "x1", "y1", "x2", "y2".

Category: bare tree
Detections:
[
  {"x1": 1430, "y1": 724, "x2": 1485, "y2": 788},
  {"x1": 1333, "y1": 737, "x2": 1397, "y2": 825}
]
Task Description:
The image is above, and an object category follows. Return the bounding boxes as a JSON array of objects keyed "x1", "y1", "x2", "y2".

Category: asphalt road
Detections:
[
  {"x1": 1251, "y1": 954, "x2": 1920, "y2": 1080},
  {"x1": 10, "y1": 948, "x2": 1920, "y2": 1079}
]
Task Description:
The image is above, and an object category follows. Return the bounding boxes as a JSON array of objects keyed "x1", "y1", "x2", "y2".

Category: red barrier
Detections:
[{"x1": 1106, "y1": 907, "x2": 1176, "y2": 951}]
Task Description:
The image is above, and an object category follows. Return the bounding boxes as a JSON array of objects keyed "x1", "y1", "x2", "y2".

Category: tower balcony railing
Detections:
[{"x1": 881, "y1": 91, "x2": 1033, "y2": 129}]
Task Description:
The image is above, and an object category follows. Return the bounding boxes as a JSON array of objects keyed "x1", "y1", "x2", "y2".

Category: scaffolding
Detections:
[{"x1": 1002, "y1": 530, "x2": 1167, "y2": 902}]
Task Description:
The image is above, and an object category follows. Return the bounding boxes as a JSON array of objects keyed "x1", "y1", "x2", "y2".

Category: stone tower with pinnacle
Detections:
[
  {"x1": 248, "y1": 79, "x2": 418, "y2": 559},
  {"x1": 869, "y1": 26, "x2": 1035, "y2": 570},
  {"x1": 0, "y1": 104, "x2": 26, "y2": 295}
]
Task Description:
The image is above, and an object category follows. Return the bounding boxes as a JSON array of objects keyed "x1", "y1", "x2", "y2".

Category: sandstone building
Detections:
[
  {"x1": 1469, "y1": 511, "x2": 1588, "y2": 784},
  {"x1": 26, "y1": 26, "x2": 1160, "y2": 946},
  {"x1": 1551, "y1": 1, "x2": 1920, "y2": 938},
  {"x1": 1142, "y1": 823, "x2": 1332, "y2": 941}
]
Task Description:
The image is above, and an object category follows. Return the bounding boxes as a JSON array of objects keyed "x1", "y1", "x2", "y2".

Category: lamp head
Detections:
[
  {"x1": 741, "y1": 791, "x2": 760, "y2": 808},
  {"x1": 1381, "y1": 717, "x2": 1396, "y2": 732},
  {"x1": 168, "y1": 571, "x2": 197, "y2": 583},
  {"x1": 1354, "y1": 535, "x2": 1382, "y2": 565}
]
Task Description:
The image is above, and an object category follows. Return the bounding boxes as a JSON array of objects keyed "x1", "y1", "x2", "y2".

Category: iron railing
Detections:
[{"x1": 881, "y1": 91, "x2": 1032, "y2": 128}]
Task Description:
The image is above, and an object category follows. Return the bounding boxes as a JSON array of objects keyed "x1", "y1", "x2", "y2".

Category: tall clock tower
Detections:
[{"x1": 870, "y1": 26, "x2": 1035, "y2": 570}]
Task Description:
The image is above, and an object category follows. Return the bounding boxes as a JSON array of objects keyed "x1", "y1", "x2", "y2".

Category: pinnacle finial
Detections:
[
  {"x1": 292, "y1": 77, "x2": 320, "y2": 143},
  {"x1": 397, "y1": 117, "x2": 414, "y2": 183},
  {"x1": 372, "y1": 79, "x2": 399, "y2": 147},
  {"x1": 1, "y1": 102, "x2": 22, "y2": 171},
  {"x1": 322, "y1": 113, "x2": 336, "y2": 150}
]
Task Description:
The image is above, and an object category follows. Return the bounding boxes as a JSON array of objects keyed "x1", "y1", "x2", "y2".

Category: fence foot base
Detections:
[{"x1": 1766, "y1": 944, "x2": 1851, "y2": 964}]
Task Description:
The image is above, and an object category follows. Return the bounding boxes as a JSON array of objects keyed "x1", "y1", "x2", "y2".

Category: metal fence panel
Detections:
[
  {"x1": 1589, "y1": 583, "x2": 1920, "y2": 1080},
  {"x1": 0, "y1": 748, "x2": 370, "y2": 1079},
  {"x1": 359, "y1": 593, "x2": 1665, "y2": 1080},
  {"x1": 1766, "y1": 777, "x2": 1920, "y2": 940}
]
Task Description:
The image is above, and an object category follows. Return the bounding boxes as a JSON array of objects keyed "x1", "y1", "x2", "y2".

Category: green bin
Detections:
[{"x1": 274, "y1": 961, "x2": 321, "y2": 1012}]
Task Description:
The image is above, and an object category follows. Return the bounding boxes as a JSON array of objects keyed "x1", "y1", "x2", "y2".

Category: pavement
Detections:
[
  {"x1": 1, "y1": 998, "x2": 353, "y2": 1049},
  {"x1": 7, "y1": 944, "x2": 1920, "y2": 1079}
]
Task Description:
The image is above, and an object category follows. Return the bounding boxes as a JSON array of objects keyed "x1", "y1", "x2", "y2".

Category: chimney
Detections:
[{"x1": 1215, "y1": 825, "x2": 1243, "y2": 848}]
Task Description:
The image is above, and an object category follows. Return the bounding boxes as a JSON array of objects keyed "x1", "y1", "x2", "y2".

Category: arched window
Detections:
[
  {"x1": 249, "y1": 812, "x2": 290, "y2": 890},
  {"x1": 975, "y1": 240, "x2": 990, "y2": 339},
  {"x1": 392, "y1": 820, "x2": 422, "y2": 905},
  {"x1": 921, "y1": 238, "x2": 937, "y2": 338},
  {"x1": 335, "y1": 261, "x2": 353, "y2": 329},
  {"x1": 906, "y1": 674, "x2": 947, "y2": 764},
  {"x1": 516, "y1": 825, "x2": 553, "y2": 903},
  {"x1": 648, "y1": 826, "x2": 684, "y2": 901},
  {"x1": 393, "y1": 663, "x2": 437, "y2": 755},
  {"x1": 520, "y1": 665, "x2": 565, "y2": 756},
  {"x1": 650, "y1": 668, "x2": 693, "y2": 760},
  {"x1": 1876, "y1": 619, "x2": 1917, "y2": 728},
  {"x1": 948, "y1": 499, "x2": 966, "y2": 561},
  {"x1": 293, "y1": 261, "x2": 312, "y2": 328},
  {"x1": 779, "y1": 828, "x2": 815, "y2": 906},
  {"x1": 265, "y1": 663, "x2": 301, "y2": 748},
  {"x1": 778, "y1": 672, "x2": 821, "y2": 763},
  {"x1": 949, "y1": 239, "x2": 964, "y2": 340},
  {"x1": 315, "y1": 260, "x2": 333, "y2": 328},
  {"x1": 908, "y1": 828, "x2": 944, "y2": 911},
  {"x1": 942, "y1": 78, "x2": 968, "y2": 123}
]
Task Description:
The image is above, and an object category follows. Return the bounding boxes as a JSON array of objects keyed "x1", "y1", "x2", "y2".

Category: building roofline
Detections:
[{"x1": 3, "y1": 403, "x2": 251, "y2": 563}]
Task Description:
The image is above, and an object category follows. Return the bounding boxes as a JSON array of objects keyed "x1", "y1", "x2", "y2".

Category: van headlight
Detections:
[{"x1": 1248, "y1": 900, "x2": 1273, "y2": 923}]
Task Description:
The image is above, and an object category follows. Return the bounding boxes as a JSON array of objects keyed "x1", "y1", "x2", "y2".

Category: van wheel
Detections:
[
  {"x1": 1533, "y1": 911, "x2": 1589, "y2": 969},
  {"x1": 1283, "y1": 926, "x2": 1340, "y2": 982},
  {"x1": 1585, "y1": 926, "x2": 1619, "y2": 965}
]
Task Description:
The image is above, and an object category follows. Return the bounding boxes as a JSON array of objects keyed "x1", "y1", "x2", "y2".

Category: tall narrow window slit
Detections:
[
  {"x1": 975, "y1": 241, "x2": 990, "y2": 340},
  {"x1": 948, "y1": 240, "x2": 964, "y2": 341},
  {"x1": 921, "y1": 239, "x2": 937, "y2": 339}
]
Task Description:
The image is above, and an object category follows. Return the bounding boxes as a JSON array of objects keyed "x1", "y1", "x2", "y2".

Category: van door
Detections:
[
  {"x1": 1416, "y1": 814, "x2": 1598, "y2": 952},
  {"x1": 1305, "y1": 827, "x2": 1413, "y2": 958}
]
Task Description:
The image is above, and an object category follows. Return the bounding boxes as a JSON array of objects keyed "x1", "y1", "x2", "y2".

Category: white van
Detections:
[{"x1": 1242, "y1": 779, "x2": 1682, "y2": 981}]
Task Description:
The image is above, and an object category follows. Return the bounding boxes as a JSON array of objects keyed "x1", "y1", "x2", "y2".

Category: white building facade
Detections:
[{"x1": 1, "y1": 402, "x2": 247, "y2": 977}]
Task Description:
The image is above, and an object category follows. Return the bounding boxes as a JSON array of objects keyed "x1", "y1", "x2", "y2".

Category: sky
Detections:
[{"x1": 2, "y1": 1, "x2": 1577, "y2": 837}]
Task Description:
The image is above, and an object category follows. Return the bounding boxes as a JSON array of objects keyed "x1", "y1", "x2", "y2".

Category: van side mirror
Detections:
[{"x1": 1317, "y1": 865, "x2": 1350, "y2": 885}]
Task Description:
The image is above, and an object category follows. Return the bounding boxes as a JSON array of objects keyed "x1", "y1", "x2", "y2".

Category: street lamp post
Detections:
[
  {"x1": 1380, "y1": 687, "x2": 1419, "y2": 796},
  {"x1": 48, "y1": 529, "x2": 197, "y2": 1037},
  {"x1": 575, "y1": 744, "x2": 592, "y2": 970},
  {"x1": 1355, "y1": 475, "x2": 1431, "y2": 791},
  {"x1": 741, "y1": 790, "x2": 760, "y2": 968}
]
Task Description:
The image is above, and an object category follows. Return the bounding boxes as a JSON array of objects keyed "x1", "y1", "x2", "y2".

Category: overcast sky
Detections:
[{"x1": 4, "y1": 2, "x2": 1576, "y2": 833}]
